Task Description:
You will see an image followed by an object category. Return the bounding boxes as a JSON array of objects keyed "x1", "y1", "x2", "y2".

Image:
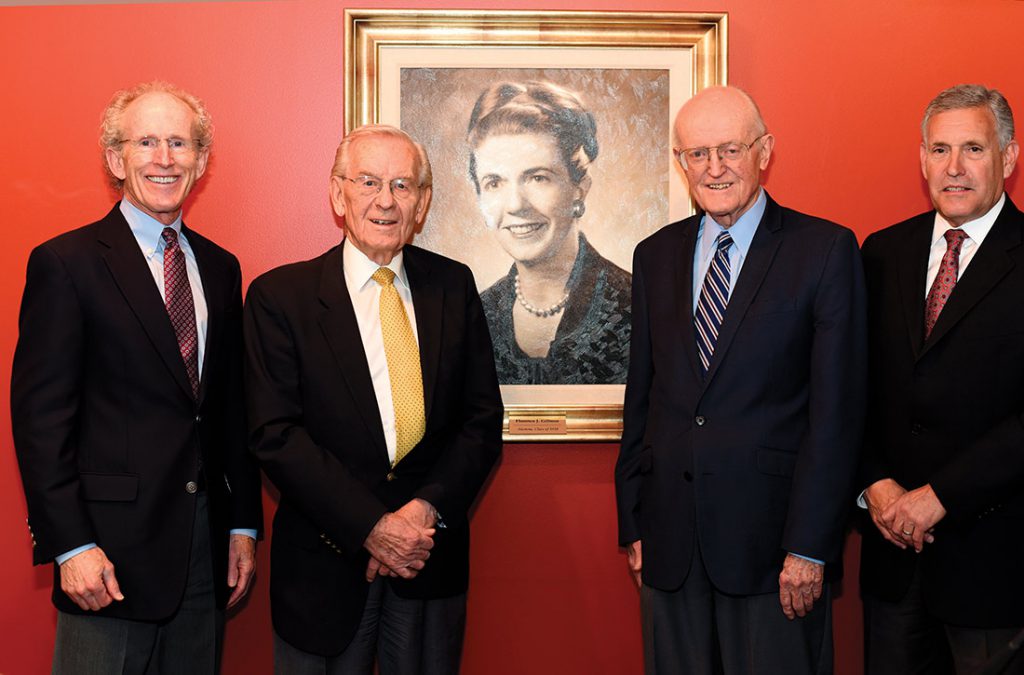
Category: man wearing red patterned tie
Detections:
[
  {"x1": 11, "y1": 81, "x2": 263, "y2": 673},
  {"x1": 859, "y1": 84, "x2": 1024, "y2": 674}
]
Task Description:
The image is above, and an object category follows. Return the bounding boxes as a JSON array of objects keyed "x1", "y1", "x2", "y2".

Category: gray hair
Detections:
[
  {"x1": 331, "y1": 124, "x2": 432, "y2": 188},
  {"x1": 922, "y1": 84, "x2": 1015, "y2": 149},
  {"x1": 100, "y1": 81, "x2": 213, "y2": 189}
]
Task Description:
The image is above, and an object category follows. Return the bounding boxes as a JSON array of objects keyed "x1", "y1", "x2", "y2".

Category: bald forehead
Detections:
[{"x1": 674, "y1": 86, "x2": 765, "y2": 145}]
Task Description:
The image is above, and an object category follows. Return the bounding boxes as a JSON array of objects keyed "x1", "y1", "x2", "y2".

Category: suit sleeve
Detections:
[
  {"x1": 221, "y1": 257, "x2": 264, "y2": 534},
  {"x1": 615, "y1": 245, "x2": 653, "y2": 547},
  {"x1": 412, "y1": 265, "x2": 503, "y2": 521},
  {"x1": 11, "y1": 244, "x2": 95, "y2": 564},
  {"x1": 781, "y1": 228, "x2": 867, "y2": 563},
  {"x1": 244, "y1": 276, "x2": 390, "y2": 554},
  {"x1": 856, "y1": 232, "x2": 892, "y2": 491}
]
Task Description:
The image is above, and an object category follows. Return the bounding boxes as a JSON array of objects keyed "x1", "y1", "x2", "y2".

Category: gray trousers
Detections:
[
  {"x1": 641, "y1": 548, "x2": 833, "y2": 675},
  {"x1": 864, "y1": 562, "x2": 1024, "y2": 675},
  {"x1": 52, "y1": 494, "x2": 223, "y2": 675},
  {"x1": 274, "y1": 578, "x2": 466, "y2": 675}
]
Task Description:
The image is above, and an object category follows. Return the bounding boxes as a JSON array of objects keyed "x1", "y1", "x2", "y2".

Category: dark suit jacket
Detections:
[
  {"x1": 244, "y1": 242, "x2": 503, "y2": 656},
  {"x1": 616, "y1": 194, "x2": 867, "y2": 595},
  {"x1": 11, "y1": 204, "x2": 263, "y2": 620},
  {"x1": 859, "y1": 198, "x2": 1024, "y2": 628}
]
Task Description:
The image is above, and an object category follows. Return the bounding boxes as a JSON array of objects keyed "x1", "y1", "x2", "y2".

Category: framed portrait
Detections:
[{"x1": 345, "y1": 10, "x2": 728, "y2": 441}]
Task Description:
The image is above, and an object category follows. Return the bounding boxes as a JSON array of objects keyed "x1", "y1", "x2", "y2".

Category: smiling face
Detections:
[
  {"x1": 330, "y1": 134, "x2": 431, "y2": 265},
  {"x1": 673, "y1": 87, "x2": 773, "y2": 228},
  {"x1": 921, "y1": 106, "x2": 1019, "y2": 227},
  {"x1": 104, "y1": 92, "x2": 208, "y2": 225},
  {"x1": 472, "y1": 132, "x2": 589, "y2": 266}
]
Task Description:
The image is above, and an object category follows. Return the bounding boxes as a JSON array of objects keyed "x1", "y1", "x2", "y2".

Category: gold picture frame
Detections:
[{"x1": 345, "y1": 9, "x2": 728, "y2": 441}]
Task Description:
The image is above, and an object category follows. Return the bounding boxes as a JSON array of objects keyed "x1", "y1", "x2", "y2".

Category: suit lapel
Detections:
[
  {"x1": 920, "y1": 199, "x2": 1022, "y2": 358},
  {"x1": 98, "y1": 206, "x2": 195, "y2": 400},
  {"x1": 317, "y1": 246, "x2": 388, "y2": 458},
  {"x1": 404, "y1": 248, "x2": 443, "y2": 422},
  {"x1": 184, "y1": 225, "x2": 221, "y2": 404},
  {"x1": 895, "y1": 214, "x2": 933, "y2": 360},
  {"x1": 674, "y1": 217, "x2": 703, "y2": 382},
  {"x1": 701, "y1": 197, "x2": 783, "y2": 387}
]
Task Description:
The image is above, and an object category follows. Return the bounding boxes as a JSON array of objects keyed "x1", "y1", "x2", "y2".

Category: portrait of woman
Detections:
[{"x1": 466, "y1": 81, "x2": 631, "y2": 385}]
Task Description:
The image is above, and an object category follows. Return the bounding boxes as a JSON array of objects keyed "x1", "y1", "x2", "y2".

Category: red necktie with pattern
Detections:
[
  {"x1": 162, "y1": 227, "x2": 200, "y2": 398},
  {"x1": 924, "y1": 228, "x2": 968, "y2": 340}
]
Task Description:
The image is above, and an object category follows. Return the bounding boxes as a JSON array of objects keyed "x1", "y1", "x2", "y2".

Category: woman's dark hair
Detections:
[{"x1": 467, "y1": 81, "x2": 598, "y2": 191}]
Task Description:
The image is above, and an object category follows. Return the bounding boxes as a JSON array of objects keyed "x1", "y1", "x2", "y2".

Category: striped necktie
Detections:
[{"x1": 694, "y1": 230, "x2": 734, "y2": 377}]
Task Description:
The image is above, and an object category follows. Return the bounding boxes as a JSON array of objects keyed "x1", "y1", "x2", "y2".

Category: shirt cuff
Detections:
[
  {"x1": 56, "y1": 543, "x2": 97, "y2": 565},
  {"x1": 230, "y1": 529, "x2": 258, "y2": 540},
  {"x1": 789, "y1": 552, "x2": 824, "y2": 565},
  {"x1": 856, "y1": 489, "x2": 868, "y2": 510}
]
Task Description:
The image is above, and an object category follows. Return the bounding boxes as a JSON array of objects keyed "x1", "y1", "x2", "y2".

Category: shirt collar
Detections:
[
  {"x1": 699, "y1": 187, "x2": 766, "y2": 259},
  {"x1": 342, "y1": 238, "x2": 409, "y2": 292},
  {"x1": 120, "y1": 199, "x2": 184, "y2": 261},
  {"x1": 931, "y1": 192, "x2": 1005, "y2": 248}
]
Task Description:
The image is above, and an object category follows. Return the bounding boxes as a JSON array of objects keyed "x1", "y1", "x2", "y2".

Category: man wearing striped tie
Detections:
[
  {"x1": 244, "y1": 125, "x2": 502, "y2": 674},
  {"x1": 615, "y1": 86, "x2": 867, "y2": 674}
]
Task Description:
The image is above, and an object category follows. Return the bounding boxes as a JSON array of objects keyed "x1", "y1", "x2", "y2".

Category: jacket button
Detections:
[
  {"x1": 185, "y1": 481, "x2": 198, "y2": 494},
  {"x1": 910, "y1": 423, "x2": 923, "y2": 435},
  {"x1": 386, "y1": 471, "x2": 396, "y2": 482},
  {"x1": 683, "y1": 471, "x2": 693, "y2": 482},
  {"x1": 195, "y1": 414, "x2": 202, "y2": 423},
  {"x1": 695, "y1": 416, "x2": 706, "y2": 426}
]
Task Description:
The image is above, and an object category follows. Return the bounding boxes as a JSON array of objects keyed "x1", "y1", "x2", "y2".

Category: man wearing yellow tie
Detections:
[{"x1": 244, "y1": 125, "x2": 503, "y2": 674}]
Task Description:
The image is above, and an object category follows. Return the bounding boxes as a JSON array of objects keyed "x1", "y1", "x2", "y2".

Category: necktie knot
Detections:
[
  {"x1": 161, "y1": 227, "x2": 179, "y2": 247},
  {"x1": 944, "y1": 228, "x2": 968, "y2": 252},
  {"x1": 372, "y1": 267, "x2": 396, "y2": 287},
  {"x1": 716, "y1": 230, "x2": 734, "y2": 252}
]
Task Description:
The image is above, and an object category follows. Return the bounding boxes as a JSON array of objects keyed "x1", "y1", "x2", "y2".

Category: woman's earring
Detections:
[{"x1": 571, "y1": 200, "x2": 586, "y2": 219}]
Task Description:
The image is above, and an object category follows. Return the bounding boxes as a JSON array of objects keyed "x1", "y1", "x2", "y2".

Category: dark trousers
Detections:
[
  {"x1": 274, "y1": 578, "x2": 465, "y2": 675},
  {"x1": 52, "y1": 494, "x2": 222, "y2": 675},
  {"x1": 641, "y1": 546, "x2": 833, "y2": 675},
  {"x1": 864, "y1": 562, "x2": 1024, "y2": 675}
]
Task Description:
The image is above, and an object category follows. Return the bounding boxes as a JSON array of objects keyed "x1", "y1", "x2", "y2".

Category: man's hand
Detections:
[
  {"x1": 60, "y1": 547, "x2": 124, "y2": 611},
  {"x1": 363, "y1": 513, "x2": 434, "y2": 582},
  {"x1": 395, "y1": 498, "x2": 438, "y2": 531},
  {"x1": 881, "y1": 484, "x2": 945, "y2": 553},
  {"x1": 778, "y1": 554, "x2": 823, "y2": 620},
  {"x1": 226, "y1": 534, "x2": 256, "y2": 609},
  {"x1": 363, "y1": 499, "x2": 439, "y2": 582},
  {"x1": 864, "y1": 478, "x2": 910, "y2": 548},
  {"x1": 626, "y1": 540, "x2": 642, "y2": 588}
]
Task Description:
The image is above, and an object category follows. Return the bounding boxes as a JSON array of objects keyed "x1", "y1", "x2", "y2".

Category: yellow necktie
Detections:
[{"x1": 372, "y1": 267, "x2": 425, "y2": 466}]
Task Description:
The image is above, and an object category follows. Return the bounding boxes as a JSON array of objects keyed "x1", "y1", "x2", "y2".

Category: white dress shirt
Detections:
[
  {"x1": 342, "y1": 239, "x2": 419, "y2": 465},
  {"x1": 924, "y1": 193, "x2": 1004, "y2": 294}
]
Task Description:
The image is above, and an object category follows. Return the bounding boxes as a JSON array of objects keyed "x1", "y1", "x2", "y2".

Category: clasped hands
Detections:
[
  {"x1": 363, "y1": 498, "x2": 437, "y2": 582},
  {"x1": 864, "y1": 478, "x2": 946, "y2": 552}
]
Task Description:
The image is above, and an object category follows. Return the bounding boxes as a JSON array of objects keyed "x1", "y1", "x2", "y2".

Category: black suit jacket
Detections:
[
  {"x1": 11, "y1": 204, "x2": 263, "y2": 620},
  {"x1": 859, "y1": 198, "x2": 1024, "y2": 627},
  {"x1": 244, "y1": 243, "x2": 502, "y2": 656},
  {"x1": 616, "y1": 194, "x2": 867, "y2": 595}
]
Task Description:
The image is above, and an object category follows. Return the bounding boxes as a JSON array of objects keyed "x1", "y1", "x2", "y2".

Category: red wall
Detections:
[{"x1": 3, "y1": 1, "x2": 1023, "y2": 673}]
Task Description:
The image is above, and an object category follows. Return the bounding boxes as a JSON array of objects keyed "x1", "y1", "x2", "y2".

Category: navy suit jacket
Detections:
[
  {"x1": 244, "y1": 243, "x2": 502, "y2": 656},
  {"x1": 859, "y1": 198, "x2": 1024, "y2": 627},
  {"x1": 11, "y1": 204, "x2": 263, "y2": 620},
  {"x1": 616, "y1": 194, "x2": 867, "y2": 594}
]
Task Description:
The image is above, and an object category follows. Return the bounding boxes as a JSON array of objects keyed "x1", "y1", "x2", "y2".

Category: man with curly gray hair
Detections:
[{"x1": 12, "y1": 81, "x2": 263, "y2": 673}]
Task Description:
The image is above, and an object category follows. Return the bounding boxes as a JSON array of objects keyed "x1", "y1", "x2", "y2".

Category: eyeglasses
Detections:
[
  {"x1": 341, "y1": 175, "x2": 420, "y2": 200},
  {"x1": 673, "y1": 134, "x2": 768, "y2": 169},
  {"x1": 119, "y1": 137, "x2": 200, "y2": 156}
]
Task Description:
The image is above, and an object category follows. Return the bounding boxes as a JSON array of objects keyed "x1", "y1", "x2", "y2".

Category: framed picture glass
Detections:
[{"x1": 346, "y1": 10, "x2": 728, "y2": 440}]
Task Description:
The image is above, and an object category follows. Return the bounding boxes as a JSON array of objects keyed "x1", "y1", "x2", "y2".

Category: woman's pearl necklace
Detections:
[{"x1": 514, "y1": 275, "x2": 570, "y2": 318}]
